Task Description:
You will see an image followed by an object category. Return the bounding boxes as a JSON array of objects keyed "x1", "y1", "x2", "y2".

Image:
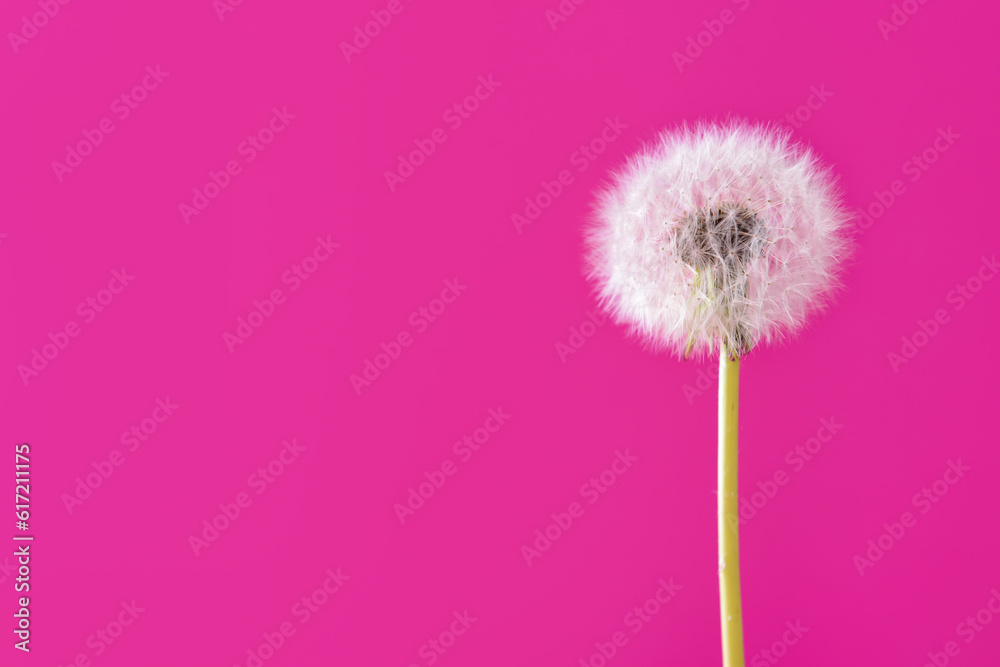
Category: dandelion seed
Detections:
[{"x1": 586, "y1": 120, "x2": 851, "y2": 359}]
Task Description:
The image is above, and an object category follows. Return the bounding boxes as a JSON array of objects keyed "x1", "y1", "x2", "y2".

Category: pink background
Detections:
[{"x1": 2, "y1": 0, "x2": 999, "y2": 665}]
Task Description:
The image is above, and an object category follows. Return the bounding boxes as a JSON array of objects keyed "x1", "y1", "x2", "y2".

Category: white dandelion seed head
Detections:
[{"x1": 586, "y1": 120, "x2": 852, "y2": 359}]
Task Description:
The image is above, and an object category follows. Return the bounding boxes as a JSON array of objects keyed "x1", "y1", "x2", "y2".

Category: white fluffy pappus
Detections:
[{"x1": 586, "y1": 121, "x2": 852, "y2": 359}]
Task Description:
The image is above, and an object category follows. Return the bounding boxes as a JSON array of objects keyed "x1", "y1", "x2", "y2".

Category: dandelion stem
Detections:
[{"x1": 718, "y1": 348, "x2": 744, "y2": 667}]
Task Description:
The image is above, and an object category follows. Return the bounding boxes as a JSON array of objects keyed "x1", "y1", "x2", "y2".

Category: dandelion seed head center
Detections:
[{"x1": 674, "y1": 204, "x2": 763, "y2": 272}]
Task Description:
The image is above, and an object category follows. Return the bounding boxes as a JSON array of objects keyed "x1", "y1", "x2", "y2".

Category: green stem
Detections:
[{"x1": 718, "y1": 348, "x2": 744, "y2": 666}]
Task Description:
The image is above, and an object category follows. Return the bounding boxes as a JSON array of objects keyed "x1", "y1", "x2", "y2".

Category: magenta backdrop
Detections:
[{"x1": 2, "y1": 0, "x2": 999, "y2": 665}]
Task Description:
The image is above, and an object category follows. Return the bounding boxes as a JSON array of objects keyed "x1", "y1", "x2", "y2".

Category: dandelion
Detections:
[{"x1": 586, "y1": 120, "x2": 852, "y2": 667}]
